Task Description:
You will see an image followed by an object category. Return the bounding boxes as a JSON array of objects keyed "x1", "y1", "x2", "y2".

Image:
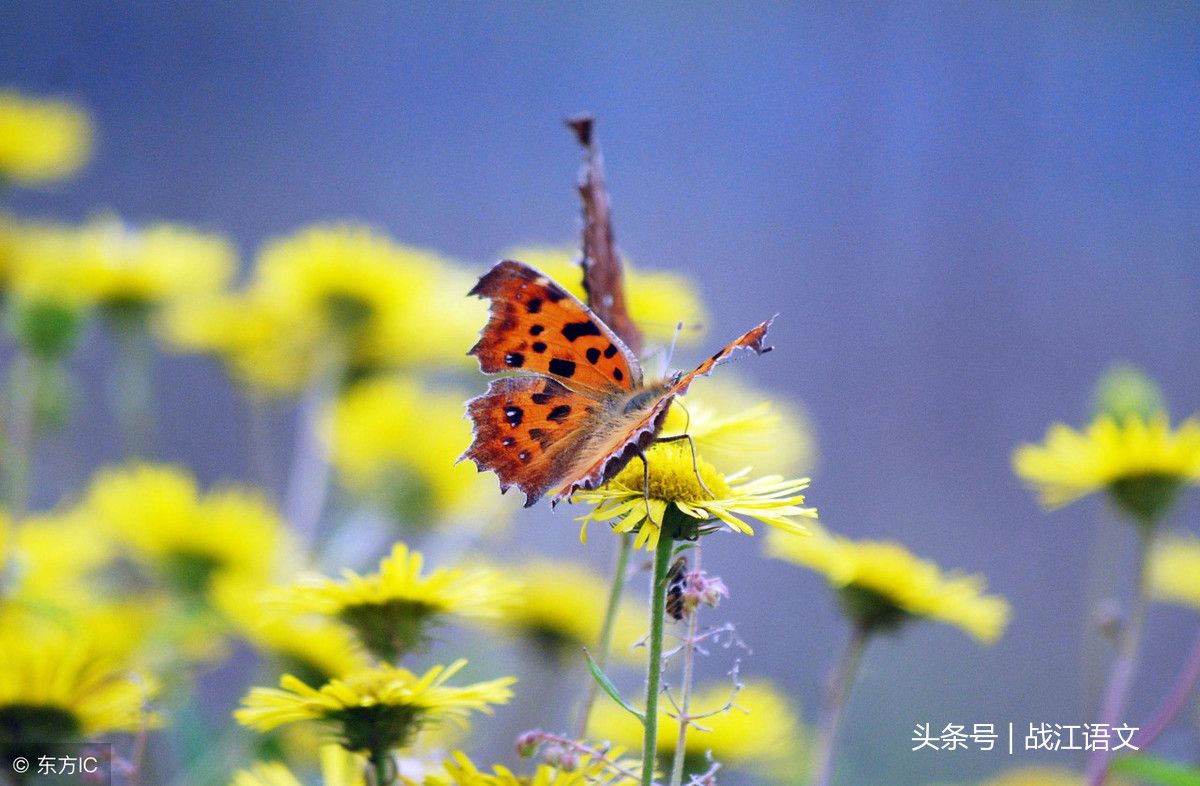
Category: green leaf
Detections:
[
  {"x1": 1111, "y1": 754, "x2": 1200, "y2": 786},
  {"x1": 583, "y1": 648, "x2": 645, "y2": 723}
]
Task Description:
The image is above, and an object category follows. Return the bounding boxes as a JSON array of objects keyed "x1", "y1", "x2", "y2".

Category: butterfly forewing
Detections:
[{"x1": 468, "y1": 260, "x2": 642, "y2": 394}]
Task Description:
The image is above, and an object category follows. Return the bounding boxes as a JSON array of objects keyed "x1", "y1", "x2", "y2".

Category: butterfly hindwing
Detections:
[
  {"x1": 461, "y1": 376, "x2": 603, "y2": 507},
  {"x1": 469, "y1": 260, "x2": 642, "y2": 394}
]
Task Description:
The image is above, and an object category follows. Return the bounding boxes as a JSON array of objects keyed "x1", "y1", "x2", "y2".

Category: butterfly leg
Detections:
[
  {"x1": 632, "y1": 447, "x2": 659, "y2": 527},
  {"x1": 654, "y1": 432, "x2": 717, "y2": 500}
]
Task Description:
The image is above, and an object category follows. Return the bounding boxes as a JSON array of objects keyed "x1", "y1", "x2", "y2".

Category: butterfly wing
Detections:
[
  {"x1": 548, "y1": 316, "x2": 776, "y2": 504},
  {"x1": 468, "y1": 260, "x2": 642, "y2": 393}
]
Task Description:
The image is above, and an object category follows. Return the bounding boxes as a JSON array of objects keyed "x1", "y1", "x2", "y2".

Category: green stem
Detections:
[
  {"x1": 3, "y1": 352, "x2": 38, "y2": 520},
  {"x1": 812, "y1": 622, "x2": 869, "y2": 786},
  {"x1": 1085, "y1": 524, "x2": 1154, "y2": 786},
  {"x1": 641, "y1": 529, "x2": 675, "y2": 786},
  {"x1": 576, "y1": 531, "x2": 634, "y2": 738},
  {"x1": 370, "y1": 748, "x2": 391, "y2": 786},
  {"x1": 109, "y1": 317, "x2": 157, "y2": 458}
]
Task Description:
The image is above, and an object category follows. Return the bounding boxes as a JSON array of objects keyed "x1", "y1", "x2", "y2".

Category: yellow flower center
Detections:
[{"x1": 615, "y1": 441, "x2": 731, "y2": 502}]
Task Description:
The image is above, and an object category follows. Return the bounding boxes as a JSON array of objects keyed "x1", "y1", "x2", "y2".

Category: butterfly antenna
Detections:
[{"x1": 660, "y1": 321, "x2": 684, "y2": 377}]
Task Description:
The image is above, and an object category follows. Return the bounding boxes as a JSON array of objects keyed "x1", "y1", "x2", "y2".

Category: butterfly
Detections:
[{"x1": 460, "y1": 259, "x2": 775, "y2": 508}]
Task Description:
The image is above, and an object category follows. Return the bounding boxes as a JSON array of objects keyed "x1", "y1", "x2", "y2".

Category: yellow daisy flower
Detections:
[
  {"x1": 658, "y1": 376, "x2": 815, "y2": 477},
  {"x1": 490, "y1": 561, "x2": 644, "y2": 664},
  {"x1": 1149, "y1": 533, "x2": 1200, "y2": 610},
  {"x1": 416, "y1": 750, "x2": 638, "y2": 785},
  {"x1": 230, "y1": 744, "x2": 368, "y2": 786},
  {"x1": 0, "y1": 626, "x2": 157, "y2": 748},
  {"x1": 323, "y1": 377, "x2": 496, "y2": 524},
  {"x1": 767, "y1": 524, "x2": 1010, "y2": 643},
  {"x1": 574, "y1": 440, "x2": 816, "y2": 550},
  {"x1": 503, "y1": 245, "x2": 707, "y2": 346},
  {"x1": 0, "y1": 89, "x2": 92, "y2": 184},
  {"x1": 590, "y1": 678, "x2": 805, "y2": 781},
  {"x1": 3, "y1": 221, "x2": 90, "y2": 358},
  {"x1": 69, "y1": 217, "x2": 236, "y2": 316},
  {"x1": 159, "y1": 288, "x2": 314, "y2": 395},
  {"x1": 274, "y1": 543, "x2": 519, "y2": 661},
  {"x1": 234, "y1": 660, "x2": 515, "y2": 757},
  {"x1": 84, "y1": 464, "x2": 291, "y2": 601},
  {"x1": 213, "y1": 583, "x2": 371, "y2": 685},
  {"x1": 1013, "y1": 414, "x2": 1200, "y2": 523}
]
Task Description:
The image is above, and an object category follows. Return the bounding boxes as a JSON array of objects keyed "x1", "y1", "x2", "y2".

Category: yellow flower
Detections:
[
  {"x1": 275, "y1": 543, "x2": 519, "y2": 661},
  {"x1": 1, "y1": 509, "x2": 113, "y2": 605},
  {"x1": 575, "y1": 440, "x2": 816, "y2": 550},
  {"x1": 84, "y1": 464, "x2": 291, "y2": 601},
  {"x1": 590, "y1": 679, "x2": 805, "y2": 781},
  {"x1": 234, "y1": 660, "x2": 515, "y2": 755},
  {"x1": 407, "y1": 749, "x2": 637, "y2": 785},
  {"x1": 1149, "y1": 533, "x2": 1200, "y2": 610},
  {"x1": 1013, "y1": 415, "x2": 1200, "y2": 521},
  {"x1": 491, "y1": 561, "x2": 644, "y2": 664},
  {"x1": 658, "y1": 376, "x2": 815, "y2": 477},
  {"x1": 160, "y1": 289, "x2": 314, "y2": 394},
  {"x1": 503, "y1": 246, "x2": 707, "y2": 346},
  {"x1": 0, "y1": 90, "x2": 92, "y2": 184},
  {"x1": 69, "y1": 217, "x2": 236, "y2": 314},
  {"x1": 0, "y1": 626, "x2": 157, "y2": 746},
  {"x1": 214, "y1": 583, "x2": 370, "y2": 684},
  {"x1": 230, "y1": 744, "x2": 368, "y2": 786},
  {"x1": 768, "y1": 525, "x2": 1010, "y2": 643},
  {"x1": 324, "y1": 377, "x2": 497, "y2": 523}
]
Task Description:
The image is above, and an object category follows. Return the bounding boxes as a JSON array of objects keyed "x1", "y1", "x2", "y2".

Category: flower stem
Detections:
[
  {"x1": 283, "y1": 348, "x2": 343, "y2": 548},
  {"x1": 3, "y1": 351, "x2": 38, "y2": 520},
  {"x1": 642, "y1": 529, "x2": 676, "y2": 786},
  {"x1": 1085, "y1": 525, "x2": 1154, "y2": 786},
  {"x1": 576, "y1": 531, "x2": 634, "y2": 739},
  {"x1": 669, "y1": 544, "x2": 702, "y2": 786},
  {"x1": 109, "y1": 315, "x2": 157, "y2": 458},
  {"x1": 1137, "y1": 628, "x2": 1200, "y2": 751},
  {"x1": 370, "y1": 747, "x2": 391, "y2": 786},
  {"x1": 812, "y1": 622, "x2": 869, "y2": 786}
]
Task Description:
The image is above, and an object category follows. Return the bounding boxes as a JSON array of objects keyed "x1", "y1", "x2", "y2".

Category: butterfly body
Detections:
[{"x1": 460, "y1": 260, "x2": 774, "y2": 508}]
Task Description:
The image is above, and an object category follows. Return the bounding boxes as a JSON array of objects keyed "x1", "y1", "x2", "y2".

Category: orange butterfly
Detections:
[{"x1": 460, "y1": 260, "x2": 775, "y2": 508}]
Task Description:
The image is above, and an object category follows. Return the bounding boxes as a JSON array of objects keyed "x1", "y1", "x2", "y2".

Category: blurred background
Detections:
[{"x1": 3, "y1": 3, "x2": 1199, "y2": 784}]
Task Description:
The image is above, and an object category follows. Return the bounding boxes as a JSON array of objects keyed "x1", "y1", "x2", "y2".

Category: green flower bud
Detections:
[{"x1": 1094, "y1": 363, "x2": 1166, "y2": 424}]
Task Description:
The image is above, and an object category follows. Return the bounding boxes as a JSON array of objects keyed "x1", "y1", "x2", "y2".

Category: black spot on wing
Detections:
[
  {"x1": 530, "y1": 324, "x2": 545, "y2": 336},
  {"x1": 531, "y1": 392, "x2": 553, "y2": 405},
  {"x1": 603, "y1": 343, "x2": 618, "y2": 359},
  {"x1": 528, "y1": 428, "x2": 546, "y2": 440},
  {"x1": 548, "y1": 358, "x2": 577, "y2": 378},
  {"x1": 504, "y1": 406, "x2": 524, "y2": 427},
  {"x1": 504, "y1": 352, "x2": 525, "y2": 368},
  {"x1": 526, "y1": 298, "x2": 542, "y2": 314},
  {"x1": 613, "y1": 368, "x2": 624, "y2": 382},
  {"x1": 532, "y1": 341, "x2": 547, "y2": 353},
  {"x1": 586, "y1": 347, "x2": 601, "y2": 364},
  {"x1": 544, "y1": 285, "x2": 567, "y2": 302},
  {"x1": 562, "y1": 320, "x2": 602, "y2": 342},
  {"x1": 547, "y1": 405, "x2": 572, "y2": 422}
]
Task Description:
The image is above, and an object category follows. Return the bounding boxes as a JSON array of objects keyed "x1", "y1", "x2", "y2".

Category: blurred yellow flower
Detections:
[
  {"x1": 70, "y1": 217, "x2": 236, "y2": 314},
  {"x1": 503, "y1": 246, "x2": 707, "y2": 346},
  {"x1": 1149, "y1": 533, "x2": 1200, "y2": 610},
  {"x1": 1013, "y1": 415, "x2": 1200, "y2": 521},
  {"x1": 160, "y1": 289, "x2": 314, "y2": 394},
  {"x1": 0, "y1": 89, "x2": 92, "y2": 184},
  {"x1": 591, "y1": 679, "x2": 805, "y2": 781},
  {"x1": 6, "y1": 218, "x2": 95, "y2": 307},
  {"x1": 214, "y1": 583, "x2": 370, "y2": 684},
  {"x1": 0, "y1": 626, "x2": 157, "y2": 745},
  {"x1": 0, "y1": 509, "x2": 113, "y2": 604},
  {"x1": 84, "y1": 464, "x2": 291, "y2": 602},
  {"x1": 768, "y1": 524, "x2": 1010, "y2": 643},
  {"x1": 275, "y1": 542, "x2": 519, "y2": 661},
  {"x1": 324, "y1": 377, "x2": 495, "y2": 522},
  {"x1": 161, "y1": 224, "x2": 482, "y2": 395},
  {"x1": 235, "y1": 660, "x2": 515, "y2": 754},
  {"x1": 230, "y1": 744, "x2": 367, "y2": 786},
  {"x1": 491, "y1": 560, "x2": 644, "y2": 664},
  {"x1": 575, "y1": 440, "x2": 816, "y2": 550},
  {"x1": 658, "y1": 376, "x2": 814, "y2": 477},
  {"x1": 409, "y1": 749, "x2": 637, "y2": 785},
  {"x1": 975, "y1": 767, "x2": 1084, "y2": 786}
]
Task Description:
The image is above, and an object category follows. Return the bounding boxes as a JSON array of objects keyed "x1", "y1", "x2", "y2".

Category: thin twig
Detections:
[
  {"x1": 1136, "y1": 628, "x2": 1200, "y2": 751},
  {"x1": 812, "y1": 622, "x2": 869, "y2": 786}
]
